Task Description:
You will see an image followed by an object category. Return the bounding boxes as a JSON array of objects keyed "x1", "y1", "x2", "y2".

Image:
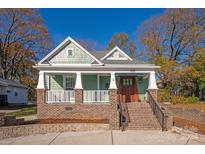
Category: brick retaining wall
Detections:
[{"x1": 0, "y1": 123, "x2": 109, "y2": 140}]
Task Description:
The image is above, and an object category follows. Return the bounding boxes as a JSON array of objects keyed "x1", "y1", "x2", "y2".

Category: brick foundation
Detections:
[
  {"x1": 36, "y1": 89, "x2": 111, "y2": 123},
  {"x1": 109, "y1": 89, "x2": 119, "y2": 130}
]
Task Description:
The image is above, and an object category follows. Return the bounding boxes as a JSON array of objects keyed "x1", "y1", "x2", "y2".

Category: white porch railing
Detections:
[
  {"x1": 46, "y1": 90, "x2": 75, "y2": 103},
  {"x1": 83, "y1": 90, "x2": 109, "y2": 103}
]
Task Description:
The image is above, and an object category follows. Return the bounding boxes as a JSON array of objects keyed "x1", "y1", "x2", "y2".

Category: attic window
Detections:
[{"x1": 67, "y1": 48, "x2": 74, "y2": 57}]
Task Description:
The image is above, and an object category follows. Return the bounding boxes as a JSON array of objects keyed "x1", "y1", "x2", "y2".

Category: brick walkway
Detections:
[{"x1": 0, "y1": 129, "x2": 205, "y2": 145}]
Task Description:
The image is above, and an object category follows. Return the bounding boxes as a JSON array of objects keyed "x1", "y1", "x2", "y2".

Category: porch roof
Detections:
[{"x1": 34, "y1": 64, "x2": 160, "y2": 72}]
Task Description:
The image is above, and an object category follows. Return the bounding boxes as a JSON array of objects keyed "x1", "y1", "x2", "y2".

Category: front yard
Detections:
[{"x1": 4, "y1": 105, "x2": 37, "y2": 117}]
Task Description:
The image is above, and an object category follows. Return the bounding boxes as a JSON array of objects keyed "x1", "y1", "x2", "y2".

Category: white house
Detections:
[{"x1": 0, "y1": 78, "x2": 28, "y2": 106}]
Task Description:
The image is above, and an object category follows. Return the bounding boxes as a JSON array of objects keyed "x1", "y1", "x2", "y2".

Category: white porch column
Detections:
[
  {"x1": 109, "y1": 72, "x2": 117, "y2": 89},
  {"x1": 148, "y1": 71, "x2": 158, "y2": 89},
  {"x1": 37, "y1": 71, "x2": 45, "y2": 89},
  {"x1": 75, "y1": 72, "x2": 83, "y2": 89}
]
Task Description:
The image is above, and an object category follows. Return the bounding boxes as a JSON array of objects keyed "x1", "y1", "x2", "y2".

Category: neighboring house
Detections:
[
  {"x1": 0, "y1": 78, "x2": 28, "y2": 106},
  {"x1": 34, "y1": 36, "x2": 166, "y2": 130}
]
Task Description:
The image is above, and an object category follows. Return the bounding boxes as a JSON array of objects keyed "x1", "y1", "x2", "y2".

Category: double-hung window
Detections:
[{"x1": 65, "y1": 76, "x2": 75, "y2": 90}]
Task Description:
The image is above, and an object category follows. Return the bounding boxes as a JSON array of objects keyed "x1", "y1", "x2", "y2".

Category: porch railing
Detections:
[
  {"x1": 83, "y1": 90, "x2": 109, "y2": 103},
  {"x1": 46, "y1": 90, "x2": 75, "y2": 103}
]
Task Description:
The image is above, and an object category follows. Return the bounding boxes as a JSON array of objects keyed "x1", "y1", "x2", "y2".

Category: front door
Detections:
[{"x1": 119, "y1": 77, "x2": 139, "y2": 103}]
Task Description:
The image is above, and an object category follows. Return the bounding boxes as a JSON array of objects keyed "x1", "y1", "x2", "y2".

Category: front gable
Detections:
[
  {"x1": 49, "y1": 42, "x2": 94, "y2": 64},
  {"x1": 101, "y1": 46, "x2": 133, "y2": 61},
  {"x1": 38, "y1": 37, "x2": 102, "y2": 65}
]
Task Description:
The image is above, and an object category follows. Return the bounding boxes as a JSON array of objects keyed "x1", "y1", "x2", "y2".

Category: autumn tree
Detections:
[
  {"x1": 137, "y1": 9, "x2": 205, "y2": 98},
  {"x1": 0, "y1": 9, "x2": 52, "y2": 100},
  {"x1": 106, "y1": 32, "x2": 137, "y2": 59}
]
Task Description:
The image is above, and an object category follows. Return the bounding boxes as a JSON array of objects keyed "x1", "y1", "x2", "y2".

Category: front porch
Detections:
[
  {"x1": 38, "y1": 72, "x2": 156, "y2": 104},
  {"x1": 36, "y1": 71, "x2": 170, "y2": 131}
]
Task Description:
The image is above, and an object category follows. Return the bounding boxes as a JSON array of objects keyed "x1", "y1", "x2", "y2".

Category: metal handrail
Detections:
[
  {"x1": 147, "y1": 91, "x2": 168, "y2": 131},
  {"x1": 118, "y1": 94, "x2": 129, "y2": 131}
]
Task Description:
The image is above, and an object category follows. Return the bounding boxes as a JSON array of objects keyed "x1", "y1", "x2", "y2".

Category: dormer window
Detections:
[{"x1": 67, "y1": 48, "x2": 74, "y2": 57}]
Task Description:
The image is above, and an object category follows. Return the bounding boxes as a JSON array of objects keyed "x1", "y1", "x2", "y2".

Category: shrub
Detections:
[
  {"x1": 158, "y1": 89, "x2": 199, "y2": 104},
  {"x1": 170, "y1": 96, "x2": 186, "y2": 104},
  {"x1": 158, "y1": 89, "x2": 172, "y2": 103},
  {"x1": 184, "y1": 97, "x2": 199, "y2": 103}
]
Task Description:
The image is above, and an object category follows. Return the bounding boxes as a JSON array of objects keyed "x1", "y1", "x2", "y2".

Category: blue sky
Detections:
[{"x1": 40, "y1": 8, "x2": 164, "y2": 50}]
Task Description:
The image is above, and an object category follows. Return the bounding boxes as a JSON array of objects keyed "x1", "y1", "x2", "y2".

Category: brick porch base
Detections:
[{"x1": 36, "y1": 89, "x2": 119, "y2": 129}]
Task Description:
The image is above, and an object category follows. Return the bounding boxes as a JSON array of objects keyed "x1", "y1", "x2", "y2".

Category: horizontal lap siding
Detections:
[
  {"x1": 49, "y1": 42, "x2": 93, "y2": 64},
  {"x1": 50, "y1": 75, "x2": 63, "y2": 90}
]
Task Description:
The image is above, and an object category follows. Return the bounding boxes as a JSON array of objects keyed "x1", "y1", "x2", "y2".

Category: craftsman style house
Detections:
[{"x1": 34, "y1": 36, "x2": 172, "y2": 130}]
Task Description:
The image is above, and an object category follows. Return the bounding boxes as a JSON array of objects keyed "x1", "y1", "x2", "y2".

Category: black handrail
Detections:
[
  {"x1": 147, "y1": 91, "x2": 168, "y2": 131},
  {"x1": 118, "y1": 94, "x2": 127, "y2": 131}
]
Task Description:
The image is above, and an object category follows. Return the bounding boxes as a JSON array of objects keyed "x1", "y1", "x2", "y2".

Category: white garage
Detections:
[{"x1": 0, "y1": 78, "x2": 28, "y2": 106}]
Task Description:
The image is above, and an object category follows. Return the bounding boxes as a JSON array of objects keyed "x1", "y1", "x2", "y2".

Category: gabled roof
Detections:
[
  {"x1": 0, "y1": 78, "x2": 27, "y2": 89},
  {"x1": 100, "y1": 46, "x2": 133, "y2": 61},
  {"x1": 38, "y1": 36, "x2": 103, "y2": 65}
]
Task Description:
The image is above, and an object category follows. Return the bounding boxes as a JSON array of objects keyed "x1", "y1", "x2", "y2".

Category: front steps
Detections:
[{"x1": 125, "y1": 102, "x2": 161, "y2": 130}]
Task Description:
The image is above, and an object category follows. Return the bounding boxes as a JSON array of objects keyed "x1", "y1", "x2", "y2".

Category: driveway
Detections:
[{"x1": 0, "y1": 130, "x2": 205, "y2": 145}]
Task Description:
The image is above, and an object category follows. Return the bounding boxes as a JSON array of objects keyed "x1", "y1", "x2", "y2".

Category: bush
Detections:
[
  {"x1": 158, "y1": 89, "x2": 172, "y2": 103},
  {"x1": 158, "y1": 89, "x2": 199, "y2": 104},
  {"x1": 184, "y1": 97, "x2": 199, "y2": 103},
  {"x1": 170, "y1": 96, "x2": 186, "y2": 104}
]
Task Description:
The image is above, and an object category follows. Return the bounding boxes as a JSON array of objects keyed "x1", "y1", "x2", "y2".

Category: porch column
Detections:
[
  {"x1": 109, "y1": 72, "x2": 117, "y2": 89},
  {"x1": 36, "y1": 71, "x2": 46, "y2": 119},
  {"x1": 74, "y1": 72, "x2": 83, "y2": 104},
  {"x1": 109, "y1": 72, "x2": 119, "y2": 130},
  {"x1": 147, "y1": 71, "x2": 158, "y2": 98},
  {"x1": 37, "y1": 71, "x2": 45, "y2": 89}
]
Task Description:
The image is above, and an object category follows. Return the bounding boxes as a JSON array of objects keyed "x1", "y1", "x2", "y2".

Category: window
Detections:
[
  {"x1": 65, "y1": 76, "x2": 75, "y2": 90},
  {"x1": 123, "y1": 79, "x2": 133, "y2": 86},
  {"x1": 67, "y1": 48, "x2": 74, "y2": 57},
  {"x1": 15, "y1": 92, "x2": 18, "y2": 96}
]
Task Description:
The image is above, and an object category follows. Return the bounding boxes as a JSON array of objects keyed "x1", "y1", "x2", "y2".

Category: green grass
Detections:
[{"x1": 6, "y1": 105, "x2": 37, "y2": 117}]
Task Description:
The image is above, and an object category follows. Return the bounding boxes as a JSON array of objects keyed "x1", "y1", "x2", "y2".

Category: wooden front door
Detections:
[{"x1": 119, "y1": 77, "x2": 139, "y2": 103}]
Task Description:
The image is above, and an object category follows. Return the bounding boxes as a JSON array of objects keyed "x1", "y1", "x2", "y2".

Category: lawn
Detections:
[{"x1": 6, "y1": 105, "x2": 37, "y2": 117}]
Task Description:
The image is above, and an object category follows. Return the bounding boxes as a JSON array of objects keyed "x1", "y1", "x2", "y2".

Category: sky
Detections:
[{"x1": 40, "y1": 8, "x2": 165, "y2": 50}]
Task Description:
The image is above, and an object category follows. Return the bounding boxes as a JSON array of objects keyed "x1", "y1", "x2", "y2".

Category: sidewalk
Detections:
[{"x1": 0, "y1": 129, "x2": 205, "y2": 145}]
